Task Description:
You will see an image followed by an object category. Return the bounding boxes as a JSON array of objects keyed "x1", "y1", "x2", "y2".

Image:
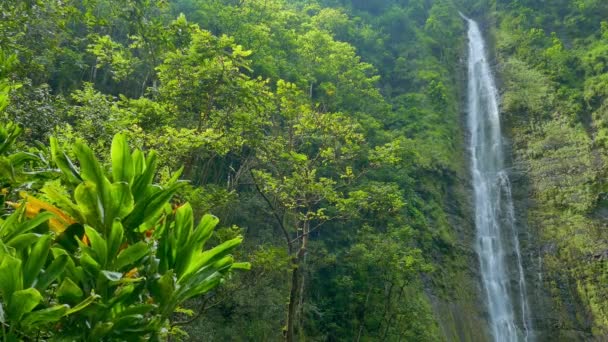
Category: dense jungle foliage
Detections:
[
  {"x1": 3, "y1": 0, "x2": 608, "y2": 340},
  {"x1": 0, "y1": 0, "x2": 474, "y2": 340}
]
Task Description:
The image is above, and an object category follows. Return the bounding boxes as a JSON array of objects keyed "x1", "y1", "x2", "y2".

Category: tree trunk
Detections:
[
  {"x1": 286, "y1": 255, "x2": 300, "y2": 342},
  {"x1": 287, "y1": 221, "x2": 307, "y2": 342}
]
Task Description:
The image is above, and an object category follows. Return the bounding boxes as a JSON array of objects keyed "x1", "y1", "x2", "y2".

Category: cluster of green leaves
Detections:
[{"x1": 0, "y1": 120, "x2": 247, "y2": 340}]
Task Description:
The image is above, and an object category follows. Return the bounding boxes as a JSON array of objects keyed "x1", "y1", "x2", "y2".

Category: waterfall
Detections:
[{"x1": 462, "y1": 15, "x2": 533, "y2": 341}]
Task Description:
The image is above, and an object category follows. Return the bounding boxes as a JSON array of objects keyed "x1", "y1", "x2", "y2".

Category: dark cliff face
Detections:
[
  {"x1": 424, "y1": 26, "x2": 490, "y2": 342},
  {"x1": 502, "y1": 98, "x2": 597, "y2": 341},
  {"x1": 426, "y1": 148, "x2": 491, "y2": 342}
]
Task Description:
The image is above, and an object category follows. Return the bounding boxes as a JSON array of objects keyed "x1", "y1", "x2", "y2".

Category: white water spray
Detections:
[{"x1": 462, "y1": 15, "x2": 533, "y2": 341}]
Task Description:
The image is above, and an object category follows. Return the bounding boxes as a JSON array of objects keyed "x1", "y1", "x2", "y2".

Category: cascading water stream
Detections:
[{"x1": 461, "y1": 15, "x2": 533, "y2": 341}]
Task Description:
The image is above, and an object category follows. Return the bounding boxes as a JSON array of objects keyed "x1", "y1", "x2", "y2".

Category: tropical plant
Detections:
[{"x1": 0, "y1": 125, "x2": 248, "y2": 340}]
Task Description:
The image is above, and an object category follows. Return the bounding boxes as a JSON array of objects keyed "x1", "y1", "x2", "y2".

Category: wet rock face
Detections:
[
  {"x1": 499, "y1": 53, "x2": 598, "y2": 342},
  {"x1": 499, "y1": 87, "x2": 603, "y2": 340}
]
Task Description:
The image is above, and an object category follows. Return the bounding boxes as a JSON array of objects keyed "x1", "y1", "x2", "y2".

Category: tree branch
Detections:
[{"x1": 249, "y1": 169, "x2": 293, "y2": 254}]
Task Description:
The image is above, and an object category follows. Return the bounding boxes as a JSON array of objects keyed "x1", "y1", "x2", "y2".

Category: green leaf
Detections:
[
  {"x1": 50, "y1": 136, "x2": 81, "y2": 184},
  {"x1": 131, "y1": 150, "x2": 158, "y2": 202},
  {"x1": 112, "y1": 314, "x2": 145, "y2": 332},
  {"x1": 114, "y1": 241, "x2": 148, "y2": 271},
  {"x1": 107, "y1": 220, "x2": 125, "y2": 261},
  {"x1": 150, "y1": 271, "x2": 175, "y2": 308},
  {"x1": 111, "y1": 133, "x2": 134, "y2": 184},
  {"x1": 80, "y1": 251, "x2": 101, "y2": 276},
  {"x1": 132, "y1": 149, "x2": 145, "y2": 176},
  {"x1": 167, "y1": 166, "x2": 184, "y2": 185},
  {"x1": 66, "y1": 293, "x2": 99, "y2": 315},
  {"x1": 8, "y1": 152, "x2": 39, "y2": 168},
  {"x1": 74, "y1": 182, "x2": 102, "y2": 227},
  {"x1": 123, "y1": 181, "x2": 184, "y2": 230},
  {"x1": 107, "y1": 284, "x2": 136, "y2": 307},
  {"x1": 191, "y1": 214, "x2": 219, "y2": 249},
  {"x1": 74, "y1": 141, "x2": 113, "y2": 228},
  {"x1": 0, "y1": 254, "x2": 22, "y2": 296},
  {"x1": 84, "y1": 225, "x2": 108, "y2": 267},
  {"x1": 57, "y1": 277, "x2": 84, "y2": 303},
  {"x1": 230, "y1": 262, "x2": 252, "y2": 270},
  {"x1": 10, "y1": 212, "x2": 54, "y2": 239},
  {"x1": 115, "y1": 304, "x2": 157, "y2": 318},
  {"x1": 23, "y1": 234, "x2": 52, "y2": 288},
  {"x1": 181, "y1": 236, "x2": 243, "y2": 281},
  {"x1": 6, "y1": 233, "x2": 41, "y2": 251},
  {"x1": 109, "y1": 182, "x2": 134, "y2": 221},
  {"x1": 175, "y1": 203, "x2": 194, "y2": 249},
  {"x1": 90, "y1": 322, "x2": 114, "y2": 340},
  {"x1": 36, "y1": 254, "x2": 68, "y2": 291},
  {"x1": 8, "y1": 288, "x2": 42, "y2": 321},
  {"x1": 21, "y1": 305, "x2": 69, "y2": 326},
  {"x1": 74, "y1": 141, "x2": 107, "y2": 190}
]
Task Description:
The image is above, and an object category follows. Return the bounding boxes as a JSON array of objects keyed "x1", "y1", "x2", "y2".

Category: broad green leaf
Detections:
[
  {"x1": 0, "y1": 254, "x2": 23, "y2": 296},
  {"x1": 74, "y1": 182, "x2": 102, "y2": 227},
  {"x1": 80, "y1": 251, "x2": 101, "y2": 276},
  {"x1": 111, "y1": 133, "x2": 134, "y2": 184},
  {"x1": 175, "y1": 203, "x2": 194, "y2": 249},
  {"x1": 21, "y1": 304, "x2": 69, "y2": 326},
  {"x1": 7, "y1": 287, "x2": 42, "y2": 321},
  {"x1": 23, "y1": 234, "x2": 52, "y2": 288},
  {"x1": 131, "y1": 151, "x2": 157, "y2": 202},
  {"x1": 6, "y1": 233, "x2": 41, "y2": 251},
  {"x1": 74, "y1": 141, "x2": 113, "y2": 228},
  {"x1": 74, "y1": 141, "x2": 106, "y2": 190},
  {"x1": 90, "y1": 322, "x2": 114, "y2": 340},
  {"x1": 108, "y1": 220, "x2": 125, "y2": 261},
  {"x1": 36, "y1": 254, "x2": 69, "y2": 291},
  {"x1": 110, "y1": 182, "x2": 134, "y2": 221},
  {"x1": 150, "y1": 271, "x2": 175, "y2": 308},
  {"x1": 115, "y1": 304, "x2": 157, "y2": 318},
  {"x1": 8, "y1": 152, "x2": 39, "y2": 168},
  {"x1": 49, "y1": 136, "x2": 81, "y2": 184},
  {"x1": 166, "y1": 166, "x2": 184, "y2": 185},
  {"x1": 123, "y1": 181, "x2": 184, "y2": 230},
  {"x1": 181, "y1": 236, "x2": 243, "y2": 281},
  {"x1": 10, "y1": 212, "x2": 54, "y2": 239},
  {"x1": 85, "y1": 225, "x2": 108, "y2": 267},
  {"x1": 114, "y1": 241, "x2": 148, "y2": 271},
  {"x1": 191, "y1": 214, "x2": 219, "y2": 249},
  {"x1": 112, "y1": 314, "x2": 145, "y2": 332},
  {"x1": 176, "y1": 266, "x2": 227, "y2": 303},
  {"x1": 65, "y1": 293, "x2": 99, "y2": 315},
  {"x1": 0, "y1": 206, "x2": 25, "y2": 238},
  {"x1": 132, "y1": 149, "x2": 145, "y2": 176},
  {"x1": 107, "y1": 284, "x2": 136, "y2": 306},
  {"x1": 57, "y1": 277, "x2": 84, "y2": 303}
]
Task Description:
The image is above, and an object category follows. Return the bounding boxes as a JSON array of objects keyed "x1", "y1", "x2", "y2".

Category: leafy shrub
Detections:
[{"x1": 0, "y1": 123, "x2": 248, "y2": 340}]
